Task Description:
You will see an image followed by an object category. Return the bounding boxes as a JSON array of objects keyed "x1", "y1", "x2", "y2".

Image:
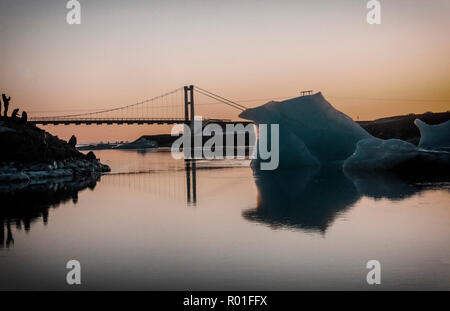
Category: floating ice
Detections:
[
  {"x1": 250, "y1": 124, "x2": 320, "y2": 169},
  {"x1": 239, "y1": 92, "x2": 371, "y2": 166},
  {"x1": 239, "y1": 92, "x2": 449, "y2": 173},
  {"x1": 343, "y1": 138, "x2": 419, "y2": 171},
  {"x1": 415, "y1": 119, "x2": 450, "y2": 151},
  {"x1": 343, "y1": 137, "x2": 450, "y2": 173}
]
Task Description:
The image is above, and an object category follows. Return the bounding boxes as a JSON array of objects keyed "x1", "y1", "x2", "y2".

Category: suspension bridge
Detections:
[{"x1": 29, "y1": 85, "x2": 251, "y2": 126}]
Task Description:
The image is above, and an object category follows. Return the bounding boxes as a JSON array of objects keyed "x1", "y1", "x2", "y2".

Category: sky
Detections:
[{"x1": 0, "y1": 0, "x2": 449, "y2": 142}]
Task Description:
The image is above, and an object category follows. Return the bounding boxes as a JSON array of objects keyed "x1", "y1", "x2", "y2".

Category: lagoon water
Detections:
[{"x1": 1, "y1": 149, "x2": 449, "y2": 290}]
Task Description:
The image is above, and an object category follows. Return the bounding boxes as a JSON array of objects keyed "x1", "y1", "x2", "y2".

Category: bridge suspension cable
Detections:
[
  {"x1": 38, "y1": 87, "x2": 184, "y2": 120},
  {"x1": 193, "y1": 86, "x2": 248, "y2": 111}
]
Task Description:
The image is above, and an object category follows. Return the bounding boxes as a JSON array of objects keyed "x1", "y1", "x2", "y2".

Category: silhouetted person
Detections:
[
  {"x1": 20, "y1": 111, "x2": 28, "y2": 124},
  {"x1": 2, "y1": 94, "x2": 11, "y2": 117},
  {"x1": 0, "y1": 98, "x2": 2, "y2": 116},
  {"x1": 11, "y1": 108, "x2": 19, "y2": 119}
]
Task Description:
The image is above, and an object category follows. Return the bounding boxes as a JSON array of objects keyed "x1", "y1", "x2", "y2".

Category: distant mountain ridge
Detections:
[
  {"x1": 358, "y1": 111, "x2": 450, "y2": 145},
  {"x1": 132, "y1": 134, "x2": 178, "y2": 147}
]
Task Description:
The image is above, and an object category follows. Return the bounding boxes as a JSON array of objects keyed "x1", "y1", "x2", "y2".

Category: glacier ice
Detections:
[
  {"x1": 239, "y1": 92, "x2": 449, "y2": 173},
  {"x1": 250, "y1": 123, "x2": 320, "y2": 169},
  {"x1": 415, "y1": 119, "x2": 450, "y2": 151},
  {"x1": 343, "y1": 138, "x2": 418, "y2": 171},
  {"x1": 343, "y1": 137, "x2": 450, "y2": 173},
  {"x1": 239, "y1": 92, "x2": 371, "y2": 166}
]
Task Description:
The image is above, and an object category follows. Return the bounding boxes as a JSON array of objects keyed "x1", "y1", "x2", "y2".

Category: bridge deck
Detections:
[{"x1": 29, "y1": 119, "x2": 253, "y2": 126}]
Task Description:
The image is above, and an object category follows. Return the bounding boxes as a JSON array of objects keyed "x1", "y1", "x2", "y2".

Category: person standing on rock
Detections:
[
  {"x1": 20, "y1": 111, "x2": 28, "y2": 124},
  {"x1": 2, "y1": 94, "x2": 11, "y2": 117},
  {"x1": 11, "y1": 108, "x2": 19, "y2": 119}
]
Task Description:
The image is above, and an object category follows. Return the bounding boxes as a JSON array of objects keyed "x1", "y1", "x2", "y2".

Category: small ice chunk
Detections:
[
  {"x1": 343, "y1": 138, "x2": 418, "y2": 171},
  {"x1": 415, "y1": 119, "x2": 450, "y2": 150}
]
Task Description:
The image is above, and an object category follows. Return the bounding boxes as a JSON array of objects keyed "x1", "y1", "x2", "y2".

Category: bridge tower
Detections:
[
  {"x1": 184, "y1": 84, "x2": 196, "y2": 156},
  {"x1": 184, "y1": 85, "x2": 197, "y2": 203},
  {"x1": 184, "y1": 85, "x2": 195, "y2": 124}
]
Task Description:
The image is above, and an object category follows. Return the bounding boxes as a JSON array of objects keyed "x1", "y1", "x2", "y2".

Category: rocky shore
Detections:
[
  {"x1": 0, "y1": 158, "x2": 110, "y2": 184},
  {"x1": 0, "y1": 116, "x2": 110, "y2": 189}
]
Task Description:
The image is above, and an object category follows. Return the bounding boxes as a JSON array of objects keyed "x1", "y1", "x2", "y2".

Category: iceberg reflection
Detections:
[
  {"x1": 244, "y1": 166, "x2": 449, "y2": 233},
  {"x1": 243, "y1": 167, "x2": 359, "y2": 233}
]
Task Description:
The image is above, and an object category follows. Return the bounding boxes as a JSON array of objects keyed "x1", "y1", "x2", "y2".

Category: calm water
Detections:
[{"x1": 1, "y1": 149, "x2": 449, "y2": 290}]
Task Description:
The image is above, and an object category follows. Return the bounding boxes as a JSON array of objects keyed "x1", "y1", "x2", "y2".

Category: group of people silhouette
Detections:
[{"x1": 0, "y1": 93, "x2": 27, "y2": 123}]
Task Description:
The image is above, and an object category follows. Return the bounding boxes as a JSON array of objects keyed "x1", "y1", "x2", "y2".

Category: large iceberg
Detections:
[
  {"x1": 250, "y1": 124, "x2": 320, "y2": 168},
  {"x1": 239, "y1": 92, "x2": 371, "y2": 166},
  {"x1": 240, "y1": 92, "x2": 449, "y2": 173},
  {"x1": 415, "y1": 119, "x2": 450, "y2": 151}
]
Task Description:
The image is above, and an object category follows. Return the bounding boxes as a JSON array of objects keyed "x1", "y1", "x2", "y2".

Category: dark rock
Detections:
[
  {"x1": 27, "y1": 163, "x2": 53, "y2": 171},
  {"x1": 0, "y1": 172, "x2": 29, "y2": 182},
  {"x1": 68, "y1": 135, "x2": 77, "y2": 148},
  {"x1": 0, "y1": 118, "x2": 110, "y2": 188},
  {"x1": 0, "y1": 118, "x2": 89, "y2": 163},
  {"x1": 99, "y1": 164, "x2": 111, "y2": 172},
  {"x1": 86, "y1": 151, "x2": 96, "y2": 160}
]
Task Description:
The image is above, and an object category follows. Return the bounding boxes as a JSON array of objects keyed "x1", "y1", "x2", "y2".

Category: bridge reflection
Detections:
[
  {"x1": 185, "y1": 160, "x2": 197, "y2": 205},
  {"x1": 99, "y1": 160, "x2": 198, "y2": 205},
  {"x1": 0, "y1": 161, "x2": 200, "y2": 248}
]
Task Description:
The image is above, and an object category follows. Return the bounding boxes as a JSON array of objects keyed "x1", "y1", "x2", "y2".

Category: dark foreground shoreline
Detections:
[{"x1": 0, "y1": 117, "x2": 110, "y2": 189}]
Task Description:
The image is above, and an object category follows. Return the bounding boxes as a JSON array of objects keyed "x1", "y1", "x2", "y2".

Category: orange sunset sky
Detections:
[{"x1": 1, "y1": 0, "x2": 449, "y2": 142}]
